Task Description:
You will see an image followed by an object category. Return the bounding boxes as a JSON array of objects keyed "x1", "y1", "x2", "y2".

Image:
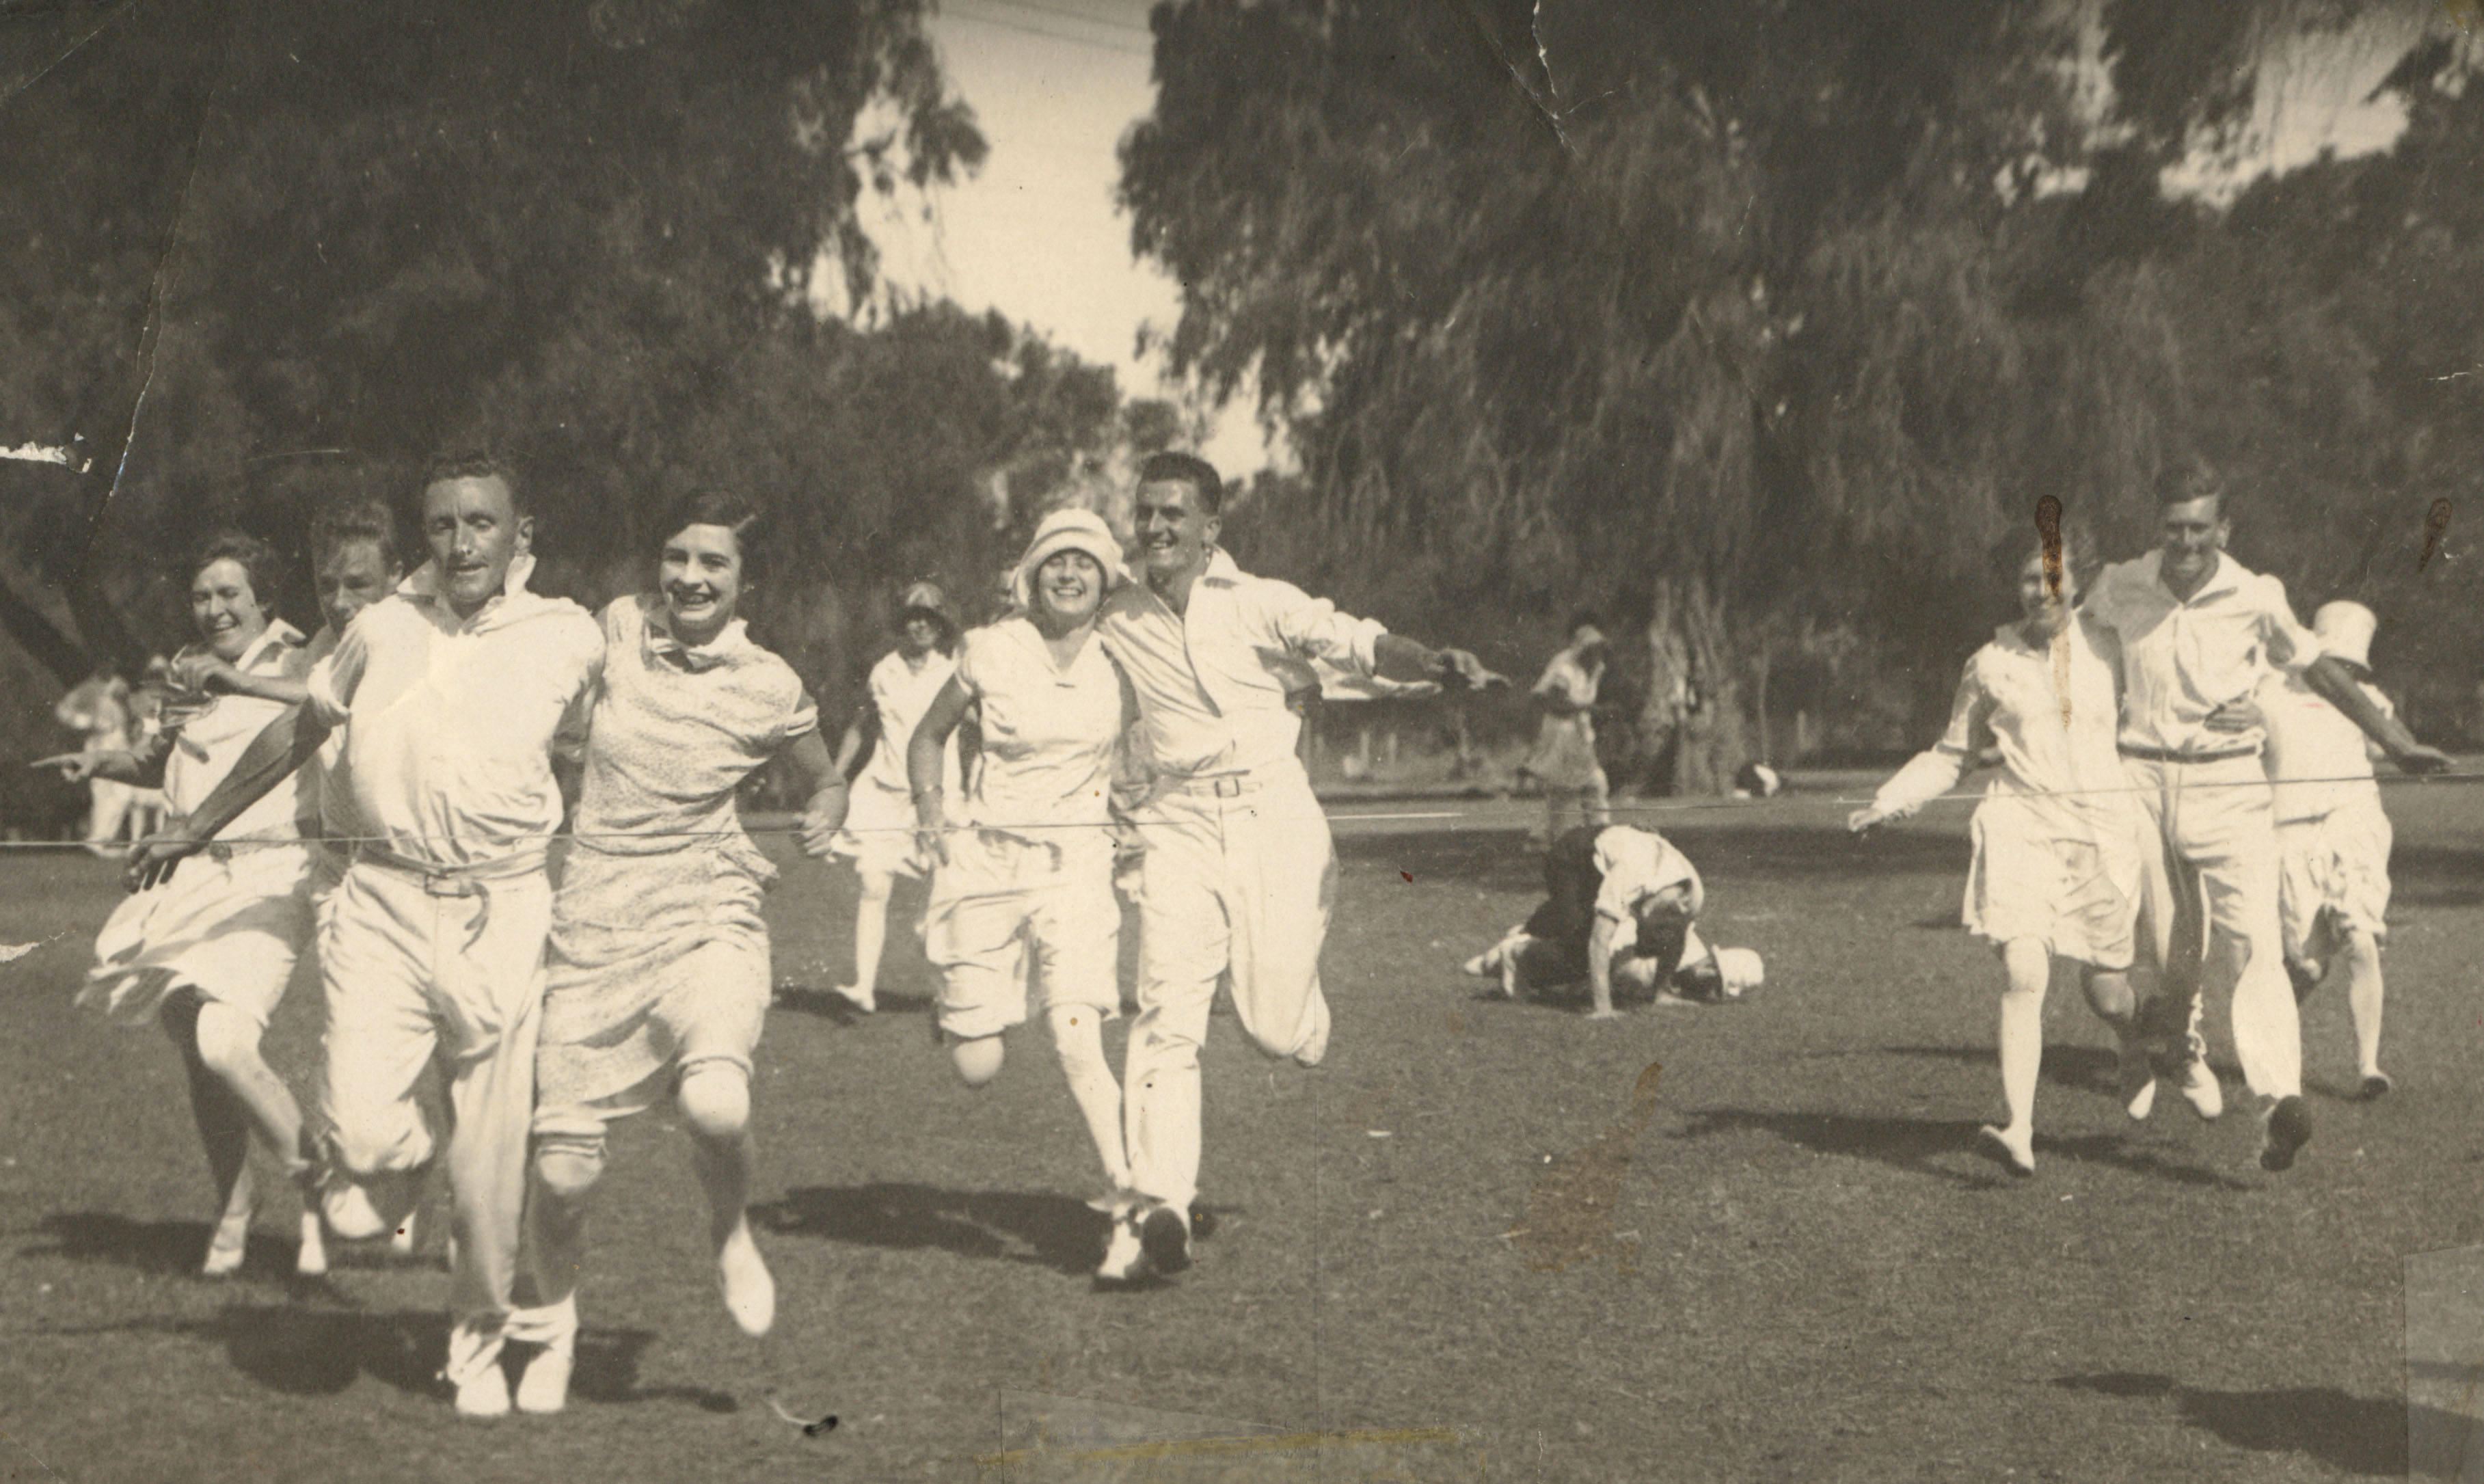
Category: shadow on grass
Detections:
[
  {"x1": 1882, "y1": 1043, "x2": 2125, "y2": 1098},
  {"x1": 20, "y1": 1211, "x2": 437, "y2": 1280},
  {"x1": 2053, "y1": 1372, "x2": 2409, "y2": 1476},
  {"x1": 1673, "y1": 1108, "x2": 2247, "y2": 1190},
  {"x1": 754, "y1": 1183, "x2": 1103, "y2": 1275},
  {"x1": 29, "y1": 1301, "x2": 733, "y2": 1411},
  {"x1": 768, "y1": 985, "x2": 936, "y2": 1022}
]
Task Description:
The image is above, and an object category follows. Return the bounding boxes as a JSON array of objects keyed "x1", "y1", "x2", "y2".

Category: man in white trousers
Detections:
[
  {"x1": 1094, "y1": 451, "x2": 1500, "y2": 1278},
  {"x1": 130, "y1": 453, "x2": 604, "y2": 1416},
  {"x1": 2088, "y1": 466, "x2": 2444, "y2": 1172}
]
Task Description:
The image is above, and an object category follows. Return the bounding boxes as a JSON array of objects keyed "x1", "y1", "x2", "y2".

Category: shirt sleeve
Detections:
[
  {"x1": 778, "y1": 682, "x2": 820, "y2": 746},
  {"x1": 304, "y1": 616, "x2": 372, "y2": 727},
  {"x1": 1867, "y1": 654, "x2": 1993, "y2": 819},
  {"x1": 1593, "y1": 831, "x2": 1697, "y2": 922},
  {"x1": 550, "y1": 617, "x2": 606, "y2": 766},
  {"x1": 1260, "y1": 579, "x2": 1388, "y2": 676},
  {"x1": 2250, "y1": 576, "x2": 2323, "y2": 672}
]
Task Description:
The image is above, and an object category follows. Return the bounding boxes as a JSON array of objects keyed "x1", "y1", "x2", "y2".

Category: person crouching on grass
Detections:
[
  {"x1": 37, "y1": 532, "x2": 326, "y2": 1278},
  {"x1": 505, "y1": 491, "x2": 848, "y2": 1414},
  {"x1": 906, "y1": 509, "x2": 1152, "y2": 1280},
  {"x1": 1460, "y1": 822, "x2": 1766, "y2": 1018},
  {"x1": 1848, "y1": 530, "x2": 2151, "y2": 1176}
]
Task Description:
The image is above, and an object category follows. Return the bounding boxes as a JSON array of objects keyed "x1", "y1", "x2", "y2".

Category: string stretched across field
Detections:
[{"x1": 1, "y1": 765, "x2": 2468, "y2": 852}]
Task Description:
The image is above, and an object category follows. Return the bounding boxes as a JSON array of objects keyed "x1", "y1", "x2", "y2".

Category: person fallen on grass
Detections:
[
  {"x1": 824, "y1": 582, "x2": 961, "y2": 1013},
  {"x1": 120, "y1": 454, "x2": 606, "y2": 1419},
  {"x1": 1459, "y1": 822, "x2": 1764, "y2": 1017},
  {"x1": 1092, "y1": 450, "x2": 1504, "y2": 1282},
  {"x1": 906, "y1": 508, "x2": 1153, "y2": 1281},
  {"x1": 2255, "y1": 600, "x2": 2398, "y2": 1101},
  {"x1": 504, "y1": 492, "x2": 848, "y2": 1415},
  {"x1": 35, "y1": 532, "x2": 330, "y2": 1279},
  {"x1": 1847, "y1": 530, "x2": 2152, "y2": 1177}
]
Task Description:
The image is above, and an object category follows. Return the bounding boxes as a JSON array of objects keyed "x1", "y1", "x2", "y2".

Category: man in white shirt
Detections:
[
  {"x1": 2085, "y1": 467, "x2": 2444, "y2": 1172},
  {"x1": 1094, "y1": 452, "x2": 1501, "y2": 1278},
  {"x1": 2258, "y1": 601, "x2": 2399, "y2": 1099},
  {"x1": 129, "y1": 454, "x2": 604, "y2": 1416}
]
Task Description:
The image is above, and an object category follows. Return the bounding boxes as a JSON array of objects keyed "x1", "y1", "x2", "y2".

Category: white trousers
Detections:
[
  {"x1": 316, "y1": 859, "x2": 560, "y2": 1386},
  {"x1": 2129, "y1": 753, "x2": 2301, "y2": 1101},
  {"x1": 1124, "y1": 770, "x2": 1335, "y2": 1211}
]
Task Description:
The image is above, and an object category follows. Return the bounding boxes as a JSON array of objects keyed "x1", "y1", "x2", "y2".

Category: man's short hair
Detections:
[
  {"x1": 420, "y1": 450, "x2": 528, "y2": 515},
  {"x1": 1135, "y1": 450, "x2": 1226, "y2": 515},
  {"x1": 2152, "y1": 461, "x2": 2228, "y2": 516},
  {"x1": 185, "y1": 529, "x2": 285, "y2": 612},
  {"x1": 308, "y1": 495, "x2": 404, "y2": 572}
]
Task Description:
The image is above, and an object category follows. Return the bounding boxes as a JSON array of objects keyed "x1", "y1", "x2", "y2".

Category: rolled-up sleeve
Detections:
[
  {"x1": 305, "y1": 624, "x2": 368, "y2": 727},
  {"x1": 2250, "y1": 575, "x2": 2323, "y2": 672},
  {"x1": 1263, "y1": 580, "x2": 1387, "y2": 675}
]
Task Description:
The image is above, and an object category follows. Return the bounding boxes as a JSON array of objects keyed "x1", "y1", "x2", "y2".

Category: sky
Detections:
[
  {"x1": 835, "y1": 1, "x2": 2474, "y2": 480},
  {"x1": 841, "y1": 0, "x2": 1276, "y2": 475}
]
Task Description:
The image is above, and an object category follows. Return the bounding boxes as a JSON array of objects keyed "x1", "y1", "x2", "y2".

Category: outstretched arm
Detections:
[
  {"x1": 777, "y1": 711, "x2": 850, "y2": 857},
  {"x1": 906, "y1": 675, "x2": 973, "y2": 866},
  {"x1": 2301, "y1": 657, "x2": 2449, "y2": 774},
  {"x1": 32, "y1": 730, "x2": 173, "y2": 789},
  {"x1": 124, "y1": 707, "x2": 331, "y2": 891},
  {"x1": 1373, "y1": 633, "x2": 1507, "y2": 690}
]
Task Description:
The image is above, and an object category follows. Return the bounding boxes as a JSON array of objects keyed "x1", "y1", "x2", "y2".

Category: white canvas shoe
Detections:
[
  {"x1": 455, "y1": 1364, "x2": 511, "y2": 1420},
  {"x1": 515, "y1": 1345, "x2": 573, "y2": 1416}
]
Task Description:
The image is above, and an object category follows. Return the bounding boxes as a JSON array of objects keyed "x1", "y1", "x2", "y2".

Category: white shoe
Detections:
[
  {"x1": 1977, "y1": 1124, "x2": 2036, "y2": 1176},
  {"x1": 718, "y1": 1219, "x2": 775, "y2": 1337},
  {"x1": 319, "y1": 1172, "x2": 390, "y2": 1241},
  {"x1": 2177, "y1": 1042, "x2": 2224, "y2": 1121},
  {"x1": 514, "y1": 1346, "x2": 573, "y2": 1416},
  {"x1": 830, "y1": 983, "x2": 876, "y2": 1014},
  {"x1": 2118, "y1": 1040, "x2": 2158, "y2": 1122},
  {"x1": 455, "y1": 1364, "x2": 511, "y2": 1420},
  {"x1": 295, "y1": 1209, "x2": 329, "y2": 1278},
  {"x1": 1096, "y1": 1212, "x2": 1146, "y2": 1282},
  {"x1": 390, "y1": 1209, "x2": 418, "y2": 1258}
]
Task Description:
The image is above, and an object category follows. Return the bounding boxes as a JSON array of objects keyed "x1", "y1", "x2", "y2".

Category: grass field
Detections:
[{"x1": 3, "y1": 779, "x2": 2481, "y2": 1482}]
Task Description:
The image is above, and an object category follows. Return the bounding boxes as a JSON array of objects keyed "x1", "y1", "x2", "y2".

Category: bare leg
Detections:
[
  {"x1": 1048, "y1": 1004, "x2": 1132, "y2": 1193},
  {"x1": 163, "y1": 995, "x2": 258, "y2": 1273},
  {"x1": 1984, "y1": 939, "x2": 2047, "y2": 1173},
  {"x1": 679, "y1": 1062, "x2": 771, "y2": 1336},
  {"x1": 839, "y1": 868, "x2": 895, "y2": 1010},
  {"x1": 2340, "y1": 927, "x2": 2388, "y2": 1091}
]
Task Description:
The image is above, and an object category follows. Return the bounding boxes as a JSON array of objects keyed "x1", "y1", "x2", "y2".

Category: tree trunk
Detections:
[{"x1": 1643, "y1": 575, "x2": 1746, "y2": 798}]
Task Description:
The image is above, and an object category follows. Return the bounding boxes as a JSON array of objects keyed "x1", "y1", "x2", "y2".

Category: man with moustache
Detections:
[
  {"x1": 129, "y1": 453, "x2": 603, "y2": 1416},
  {"x1": 1094, "y1": 451, "x2": 1502, "y2": 1279}
]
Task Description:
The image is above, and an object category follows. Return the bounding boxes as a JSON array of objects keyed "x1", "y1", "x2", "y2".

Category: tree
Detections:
[
  {"x1": 1121, "y1": 0, "x2": 2481, "y2": 784},
  {"x1": 1, "y1": 0, "x2": 990, "y2": 691}
]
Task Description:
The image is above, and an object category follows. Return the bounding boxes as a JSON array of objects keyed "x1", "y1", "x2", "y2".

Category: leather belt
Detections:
[{"x1": 2117, "y1": 742, "x2": 2258, "y2": 764}]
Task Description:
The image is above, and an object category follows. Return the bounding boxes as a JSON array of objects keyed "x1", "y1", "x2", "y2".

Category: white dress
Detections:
[
  {"x1": 1867, "y1": 616, "x2": 2145, "y2": 969},
  {"x1": 831, "y1": 645, "x2": 958, "y2": 877}
]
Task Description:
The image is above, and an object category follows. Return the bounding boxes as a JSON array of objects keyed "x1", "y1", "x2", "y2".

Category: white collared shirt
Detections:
[
  {"x1": 160, "y1": 621, "x2": 314, "y2": 839},
  {"x1": 1096, "y1": 548, "x2": 1387, "y2": 778},
  {"x1": 306, "y1": 553, "x2": 604, "y2": 867},
  {"x1": 2085, "y1": 550, "x2": 2321, "y2": 755},
  {"x1": 2259, "y1": 668, "x2": 2390, "y2": 823},
  {"x1": 951, "y1": 615, "x2": 1129, "y2": 834}
]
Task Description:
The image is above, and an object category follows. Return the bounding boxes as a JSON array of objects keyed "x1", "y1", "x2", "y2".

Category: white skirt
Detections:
[{"x1": 81, "y1": 841, "x2": 314, "y2": 1029}]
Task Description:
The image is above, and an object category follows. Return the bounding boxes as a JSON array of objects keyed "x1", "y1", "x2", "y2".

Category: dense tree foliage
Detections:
[{"x1": 1123, "y1": 0, "x2": 2484, "y2": 787}]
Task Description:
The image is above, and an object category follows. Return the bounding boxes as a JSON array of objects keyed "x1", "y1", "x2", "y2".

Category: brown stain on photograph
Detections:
[{"x1": 1507, "y1": 1060, "x2": 1662, "y2": 1274}]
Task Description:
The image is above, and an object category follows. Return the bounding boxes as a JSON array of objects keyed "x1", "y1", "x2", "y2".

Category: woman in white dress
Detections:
[
  {"x1": 513, "y1": 492, "x2": 848, "y2": 1413},
  {"x1": 38, "y1": 533, "x2": 326, "y2": 1274},
  {"x1": 906, "y1": 509, "x2": 1143, "y2": 1276},
  {"x1": 1850, "y1": 534, "x2": 2152, "y2": 1175},
  {"x1": 1517, "y1": 613, "x2": 1611, "y2": 844},
  {"x1": 826, "y1": 582, "x2": 960, "y2": 1011}
]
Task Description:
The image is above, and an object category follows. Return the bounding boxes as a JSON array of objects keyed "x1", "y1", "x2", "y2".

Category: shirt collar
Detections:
[
  {"x1": 238, "y1": 619, "x2": 306, "y2": 671},
  {"x1": 1200, "y1": 548, "x2": 1243, "y2": 586},
  {"x1": 399, "y1": 551, "x2": 538, "y2": 625},
  {"x1": 641, "y1": 593, "x2": 748, "y2": 673},
  {"x1": 2148, "y1": 548, "x2": 2243, "y2": 605}
]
